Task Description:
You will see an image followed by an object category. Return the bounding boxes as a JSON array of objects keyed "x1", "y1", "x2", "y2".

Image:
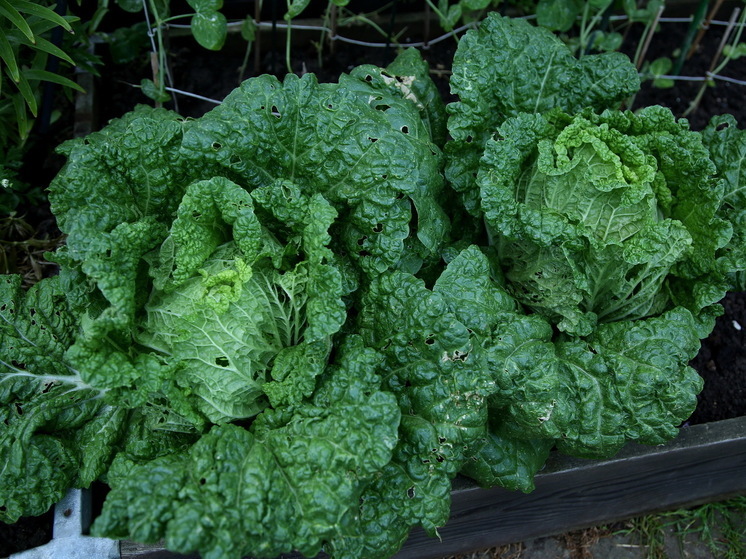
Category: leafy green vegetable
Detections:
[
  {"x1": 2, "y1": 14, "x2": 746, "y2": 559},
  {"x1": 445, "y1": 13, "x2": 640, "y2": 212},
  {"x1": 701, "y1": 114, "x2": 746, "y2": 291},
  {"x1": 477, "y1": 107, "x2": 736, "y2": 336},
  {"x1": 333, "y1": 246, "x2": 548, "y2": 557},
  {"x1": 180, "y1": 69, "x2": 449, "y2": 275},
  {"x1": 93, "y1": 337, "x2": 400, "y2": 559}
]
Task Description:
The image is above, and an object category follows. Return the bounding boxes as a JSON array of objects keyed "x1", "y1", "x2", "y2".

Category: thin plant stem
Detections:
[
  {"x1": 330, "y1": 3, "x2": 337, "y2": 54},
  {"x1": 238, "y1": 39, "x2": 253, "y2": 84},
  {"x1": 143, "y1": 0, "x2": 176, "y2": 108},
  {"x1": 254, "y1": 0, "x2": 262, "y2": 76},
  {"x1": 285, "y1": 13, "x2": 292, "y2": 73},
  {"x1": 159, "y1": 14, "x2": 193, "y2": 25},
  {"x1": 578, "y1": 1, "x2": 591, "y2": 57},
  {"x1": 683, "y1": 6, "x2": 742, "y2": 117},
  {"x1": 672, "y1": 0, "x2": 709, "y2": 75},
  {"x1": 711, "y1": 6, "x2": 745, "y2": 76},
  {"x1": 583, "y1": 3, "x2": 614, "y2": 57},
  {"x1": 688, "y1": 0, "x2": 726, "y2": 58},
  {"x1": 317, "y1": 2, "x2": 333, "y2": 67},
  {"x1": 634, "y1": 4, "x2": 665, "y2": 70},
  {"x1": 424, "y1": 0, "x2": 431, "y2": 48},
  {"x1": 424, "y1": 0, "x2": 459, "y2": 43},
  {"x1": 624, "y1": 4, "x2": 665, "y2": 111}
]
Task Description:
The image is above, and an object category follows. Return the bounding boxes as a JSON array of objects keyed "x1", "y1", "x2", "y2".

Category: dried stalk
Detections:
[
  {"x1": 683, "y1": 6, "x2": 741, "y2": 117},
  {"x1": 634, "y1": 4, "x2": 665, "y2": 70},
  {"x1": 688, "y1": 0, "x2": 726, "y2": 58}
]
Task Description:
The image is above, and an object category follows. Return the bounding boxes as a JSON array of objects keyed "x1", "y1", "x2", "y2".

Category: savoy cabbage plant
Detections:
[{"x1": 1, "y1": 12, "x2": 746, "y2": 559}]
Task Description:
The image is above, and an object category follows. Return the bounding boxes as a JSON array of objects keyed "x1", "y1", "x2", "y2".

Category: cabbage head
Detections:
[{"x1": 479, "y1": 107, "x2": 742, "y2": 336}]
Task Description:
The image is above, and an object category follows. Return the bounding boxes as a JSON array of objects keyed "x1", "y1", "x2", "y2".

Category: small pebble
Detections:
[{"x1": 733, "y1": 320, "x2": 742, "y2": 331}]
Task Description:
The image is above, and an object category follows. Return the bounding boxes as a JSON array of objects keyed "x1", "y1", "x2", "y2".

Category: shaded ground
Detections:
[{"x1": 445, "y1": 498, "x2": 746, "y2": 559}]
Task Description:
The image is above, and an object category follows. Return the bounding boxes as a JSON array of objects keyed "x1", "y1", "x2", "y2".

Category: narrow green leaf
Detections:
[
  {"x1": 13, "y1": 71, "x2": 37, "y2": 116},
  {"x1": 11, "y1": 90, "x2": 32, "y2": 139},
  {"x1": 29, "y1": 13, "x2": 78, "y2": 35},
  {"x1": 18, "y1": 34, "x2": 75, "y2": 65},
  {"x1": 0, "y1": 31, "x2": 20, "y2": 82},
  {"x1": 13, "y1": 0, "x2": 73, "y2": 32},
  {"x1": 24, "y1": 68, "x2": 85, "y2": 92},
  {"x1": 0, "y1": 0, "x2": 35, "y2": 42}
]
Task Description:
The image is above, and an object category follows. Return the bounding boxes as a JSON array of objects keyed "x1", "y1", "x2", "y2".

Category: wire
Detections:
[{"x1": 134, "y1": 11, "x2": 746, "y2": 104}]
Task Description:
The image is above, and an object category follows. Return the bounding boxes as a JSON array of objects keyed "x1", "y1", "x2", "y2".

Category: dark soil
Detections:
[
  {"x1": 690, "y1": 292, "x2": 746, "y2": 424},
  {"x1": 0, "y1": 508, "x2": 54, "y2": 557},
  {"x1": 3, "y1": 8, "x2": 745, "y2": 556}
]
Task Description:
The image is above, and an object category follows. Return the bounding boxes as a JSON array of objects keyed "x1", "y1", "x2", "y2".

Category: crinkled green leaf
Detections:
[
  {"x1": 0, "y1": 276, "x2": 123, "y2": 522},
  {"x1": 339, "y1": 249, "x2": 511, "y2": 557},
  {"x1": 93, "y1": 337, "x2": 399, "y2": 559},
  {"x1": 477, "y1": 107, "x2": 729, "y2": 335},
  {"x1": 701, "y1": 114, "x2": 746, "y2": 290},
  {"x1": 349, "y1": 48, "x2": 448, "y2": 147},
  {"x1": 181, "y1": 72, "x2": 449, "y2": 274},
  {"x1": 49, "y1": 107, "x2": 195, "y2": 333},
  {"x1": 492, "y1": 307, "x2": 704, "y2": 459},
  {"x1": 136, "y1": 178, "x2": 346, "y2": 423},
  {"x1": 460, "y1": 418, "x2": 553, "y2": 493}
]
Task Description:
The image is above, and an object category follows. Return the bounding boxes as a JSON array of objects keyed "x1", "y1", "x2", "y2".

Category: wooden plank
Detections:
[
  {"x1": 120, "y1": 416, "x2": 746, "y2": 559},
  {"x1": 396, "y1": 415, "x2": 746, "y2": 558}
]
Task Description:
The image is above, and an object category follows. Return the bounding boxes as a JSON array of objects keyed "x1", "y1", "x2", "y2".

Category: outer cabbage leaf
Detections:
[
  {"x1": 180, "y1": 71, "x2": 449, "y2": 275},
  {"x1": 478, "y1": 107, "x2": 733, "y2": 335},
  {"x1": 48, "y1": 107, "x2": 195, "y2": 334},
  {"x1": 460, "y1": 417, "x2": 554, "y2": 493},
  {"x1": 349, "y1": 47, "x2": 448, "y2": 147},
  {"x1": 92, "y1": 337, "x2": 400, "y2": 559},
  {"x1": 490, "y1": 307, "x2": 704, "y2": 459},
  {"x1": 0, "y1": 275, "x2": 125, "y2": 522},
  {"x1": 445, "y1": 13, "x2": 640, "y2": 212},
  {"x1": 701, "y1": 114, "x2": 746, "y2": 291},
  {"x1": 333, "y1": 246, "x2": 542, "y2": 558}
]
